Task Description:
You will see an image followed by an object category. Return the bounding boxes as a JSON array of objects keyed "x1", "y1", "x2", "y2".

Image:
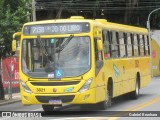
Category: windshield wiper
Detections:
[
  {"x1": 56, "y1": 34, "x2": 74, "y2": 53},
  {"x1": 56, "y1": 34, "x2": 74, "y2": 69}
]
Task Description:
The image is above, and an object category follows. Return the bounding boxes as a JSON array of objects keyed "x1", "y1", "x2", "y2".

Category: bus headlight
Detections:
[
  {"x1": 20, "y1": 80, "x2": 32, "y2": 94},
  {"x1": 79, "y1": 78, "x2": 93, "y2": 93}
]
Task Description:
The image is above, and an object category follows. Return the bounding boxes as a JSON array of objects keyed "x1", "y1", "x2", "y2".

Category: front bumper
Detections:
[{"x1": 21, "y1": 88, "x2": 96, "y2": 105}]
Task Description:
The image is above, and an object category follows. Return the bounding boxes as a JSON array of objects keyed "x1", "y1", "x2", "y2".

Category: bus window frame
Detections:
[
  {"x1": 131, "y1": 34, "x2": 134, "y2": 57},
  {"x1": 116, "y1": 32, "x2": 120, "y2": 57},
  {"x1": 110, "y1": 31, "x2": 119, "y2": 58},
  {"x1": 118, "y1": 32, "x2": 126, "y2": 58},
  {"x1": 126, "y1": 33, "x2": 133, "y2": 57},
  {"x1": 137, "y1": 34, "x2": 141, "y2": 56},
  {"x1": 144, "y1": 35, "x2": 150, "y2": 56},
  {"x1": 124, "y1": 33, "x2": 128, "y2": 57},
  {"x1": 102, "y1": 29, "x2": 111, "y2": 59},
  {"x1": 133, "y1": 34, "x2": 140, "y2": 57},
  {"x1": 139, "y1": 34, "x2": 145, "y2": 56}
]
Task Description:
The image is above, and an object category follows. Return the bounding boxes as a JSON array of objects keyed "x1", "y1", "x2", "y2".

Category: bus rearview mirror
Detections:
[
  {"x1": 12, "y1": 32, "x2": 21, "y2": 52},
  {"x1": 12, "y1": 40, "x2": 16, "y2": 52}
]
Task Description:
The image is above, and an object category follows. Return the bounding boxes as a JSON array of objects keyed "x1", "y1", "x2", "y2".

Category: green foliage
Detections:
[{"x1": 0, "y1": 0, "x2": 31, "y2": 57}]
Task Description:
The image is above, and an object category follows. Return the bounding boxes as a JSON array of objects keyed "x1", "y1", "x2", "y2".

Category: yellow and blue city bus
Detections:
[{"x1": 12, "y1": 16, "x2": 151, "y2": 111}]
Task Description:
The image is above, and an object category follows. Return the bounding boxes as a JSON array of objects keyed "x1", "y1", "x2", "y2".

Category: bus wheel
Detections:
[
  {"x1": 106, "y1": 88, "x2": 112, "y2": 107},
  {"x1": 42, "y1": 105, "x2": 54, "y2": 112},
  {"x1": 97, "y1": 85, "x2": 112, "y2": 110},
  {"x1": 131, "y1": 78, "x2": 140, "y2": 99}
]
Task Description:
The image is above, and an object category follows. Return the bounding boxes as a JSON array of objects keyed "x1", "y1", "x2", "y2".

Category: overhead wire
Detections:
[{"x1": 34, "y1": 0, "x2": 160, "y2": 13}]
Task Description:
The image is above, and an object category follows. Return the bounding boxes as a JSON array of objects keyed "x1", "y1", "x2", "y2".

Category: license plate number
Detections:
[{"x1": 49, "y1": 100, "x2": 62, "y2": 105}]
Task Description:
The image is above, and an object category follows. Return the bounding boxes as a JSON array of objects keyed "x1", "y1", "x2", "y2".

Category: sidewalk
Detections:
[{"x1": 0, "y1": 93, "x2": 21, "y2": 106}]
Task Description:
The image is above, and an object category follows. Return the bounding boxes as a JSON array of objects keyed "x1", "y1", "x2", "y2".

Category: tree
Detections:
[{"x1": 0, "y1": 0, "x2": 31, "y2": 57}]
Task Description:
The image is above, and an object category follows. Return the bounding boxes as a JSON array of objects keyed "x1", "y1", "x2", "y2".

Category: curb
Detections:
[{"x1": 0, "y1": 99, "x2": 21, "y2": 106}]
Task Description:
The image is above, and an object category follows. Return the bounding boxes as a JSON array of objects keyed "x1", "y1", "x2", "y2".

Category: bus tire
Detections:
[
  {"x1": 131, "y1": 77, "x2": 140, "y2": 99},
  {"x1": 97, "y1": 83, "x2": 112, "y2": 110},
  {"x1": 42, "y1": 105, "x2": 54, "y2": 112},
  {"x1": 107, "y1": 83, "x2": 112, "y2": 107}
]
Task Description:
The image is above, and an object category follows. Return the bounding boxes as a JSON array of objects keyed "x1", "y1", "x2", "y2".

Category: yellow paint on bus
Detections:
[{"x1": 12, "y1": 16, "x2": 151, "y2": 111}]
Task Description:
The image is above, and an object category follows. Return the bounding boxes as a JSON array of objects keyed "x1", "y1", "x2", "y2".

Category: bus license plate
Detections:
[{"x1": 49, "y1": 99, "x2": 62, "y2": 105}]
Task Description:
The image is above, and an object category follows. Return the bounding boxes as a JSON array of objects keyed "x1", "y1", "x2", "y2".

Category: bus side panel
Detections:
[
  {"x1": 122, "y1": 58, "x2": 135, "y2": 94},
  {"x1": 95, "y1": 66, "x2": 106, "y2": 103},
  {"x1": 140, "y1": 75, "x2": 151, "y2": 88},
  {"x1": 105, "y1": 59, "x2": 123, "y2": 97},
  {"x1": 139, "y1": 57, "x2": 151, "y2": 88}
]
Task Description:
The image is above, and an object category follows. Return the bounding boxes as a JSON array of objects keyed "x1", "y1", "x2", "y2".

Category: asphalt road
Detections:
[{"x1": 0, "y1": 77, "x2": 160, "y2": 120}]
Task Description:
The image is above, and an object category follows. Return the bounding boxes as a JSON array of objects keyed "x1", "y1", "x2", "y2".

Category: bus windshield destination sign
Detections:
[{"x1": 23, "y1": 22, "x2": 90, "y2": 35}]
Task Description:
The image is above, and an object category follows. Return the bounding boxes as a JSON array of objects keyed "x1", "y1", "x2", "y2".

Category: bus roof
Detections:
[{"x1": 24, "y1": 16, "x2": 148, "y2": 35}]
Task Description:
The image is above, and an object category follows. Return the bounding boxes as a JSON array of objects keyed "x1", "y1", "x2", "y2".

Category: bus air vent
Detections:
[{"x1": 30, "y1": 81, "x2": 80, "y2": 86}]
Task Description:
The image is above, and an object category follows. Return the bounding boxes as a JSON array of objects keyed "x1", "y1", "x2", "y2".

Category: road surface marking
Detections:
[
  {"x1": 126, "y1": 97, "x2": 160, "y2": 111},
  {"x1": 31, "y1": 108, "x2": 42, "y2": 111},
  {"x1": 48, "y1": 117, "x2": 109, "y2": 120},
  {"x1": 108, "y1": 96, "x2": 160, "y2": 120}
]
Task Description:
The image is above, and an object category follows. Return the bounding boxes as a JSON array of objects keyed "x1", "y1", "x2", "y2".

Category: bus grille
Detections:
[
  {"x1": 35, "y1": 95, "x2": 75, "y2": 103},
  {"x1": 30, "y1": 81, "x2": 80, "y2": 86}
]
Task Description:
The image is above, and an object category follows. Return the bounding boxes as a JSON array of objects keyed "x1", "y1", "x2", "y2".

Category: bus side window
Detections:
[
  {"x1": 102, "y1": 30, "x2": 110, "y2": 59},
  {"x1": 111, "y1": 31, "x2": 119, "y2": 58},
  {"x1": 139, "y1": 35, "x2": 144, "y2": 56},
  {"x1": 126, "y1": 33, "x2": 132, "y2": 57},
  {"x1": 124, "y1": 33, "x2": 128, "y2": 57},
  {"x1": 119, "y1": 32, "x2": 126, "y2": 57},
  {"x1": 144, "y1": 35, "x2": 150, "y2": 55},
  {"x1": 133, "y1": 34, "x2": 139, "y2": 56}
]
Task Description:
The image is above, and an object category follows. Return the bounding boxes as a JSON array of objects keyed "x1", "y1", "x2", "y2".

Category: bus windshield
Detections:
[{"x1": 22, "y1": 36, "x2": 91, "y2": 78}]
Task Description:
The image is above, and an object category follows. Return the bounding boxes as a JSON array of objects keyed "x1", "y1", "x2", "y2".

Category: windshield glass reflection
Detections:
[{"x1": 22, "y1": 36, "x2": 91, "y2": 78}]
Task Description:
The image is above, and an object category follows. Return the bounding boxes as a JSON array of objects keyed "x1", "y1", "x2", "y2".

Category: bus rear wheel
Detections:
[
  {"x1": 130, "y1": 77, "x2": 140, "y2": 99},
  {"x1": 42, "y1": 105, "x2": 54, "y2": 112}
]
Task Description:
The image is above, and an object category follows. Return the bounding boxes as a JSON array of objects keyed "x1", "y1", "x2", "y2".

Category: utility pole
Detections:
[
  {"x1": 147, "y1": 8, "x2": 160, "y2": 77},
  {"x1": 147, "y1": 8, "x2": 160, "y2": 40},
  {"x1": 32, "y1": 0, "x2": 36, "y2": 21}
]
